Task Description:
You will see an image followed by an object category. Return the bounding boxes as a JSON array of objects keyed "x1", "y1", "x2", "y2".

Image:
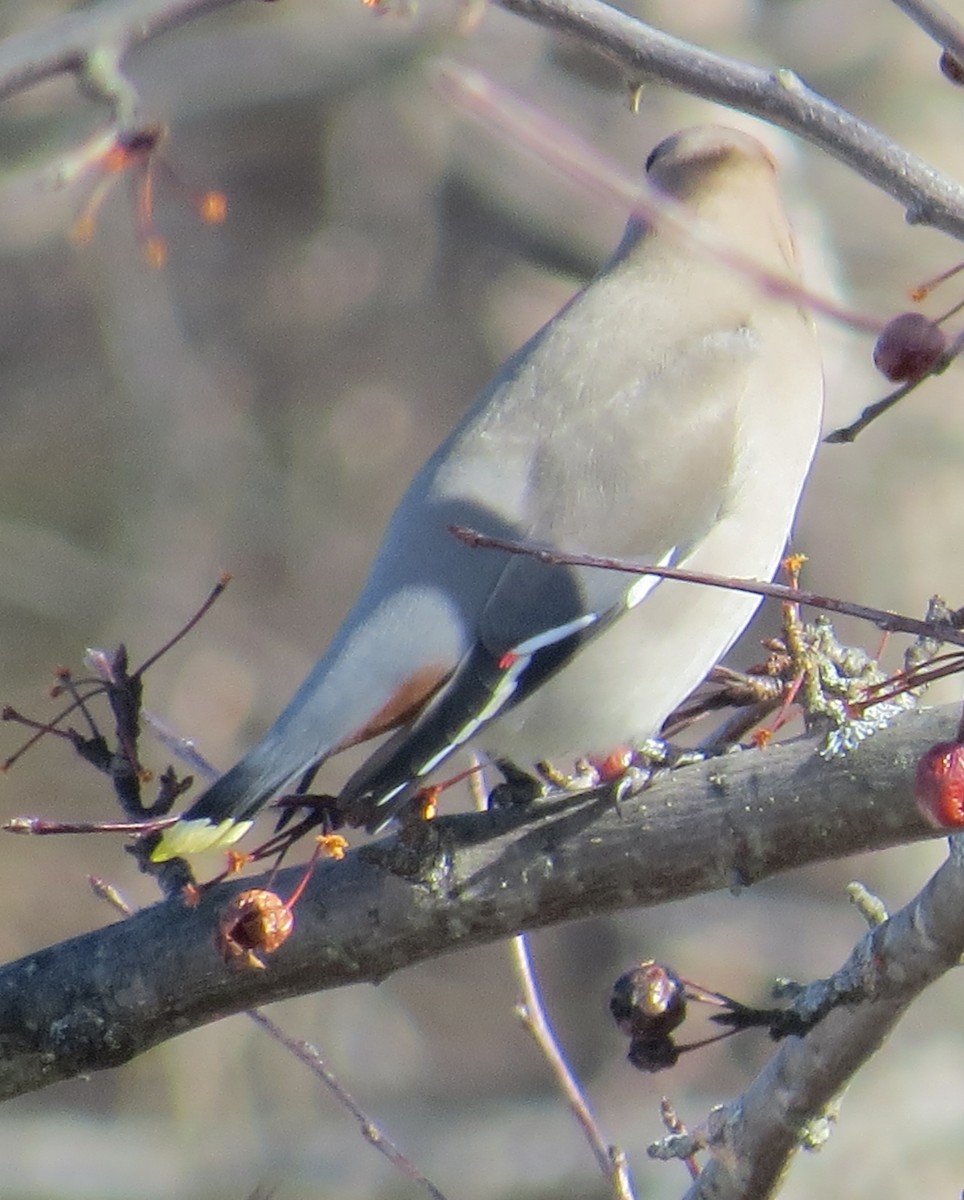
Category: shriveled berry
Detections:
[
  {"x1": 216, "y1": 888, "x2": 294, "y2": 970},
  {"x1": 873, "y1": 312, "x2": 946, "y2": 383},
  {"x1": 610, "y1": 960, "x2": 687, "y2": 1039}
]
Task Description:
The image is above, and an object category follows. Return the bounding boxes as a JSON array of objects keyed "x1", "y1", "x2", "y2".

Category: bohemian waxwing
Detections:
[{"x1": 152, "y1": 124, "x2": 824, "y2": 861}]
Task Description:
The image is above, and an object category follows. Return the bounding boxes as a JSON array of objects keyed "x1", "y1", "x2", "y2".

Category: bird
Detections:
[{"x1": 151, "y1": 124, "x2": 824, "y2": 862}]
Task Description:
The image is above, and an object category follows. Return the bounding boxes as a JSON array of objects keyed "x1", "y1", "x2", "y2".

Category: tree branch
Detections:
[
  {"x1": 0, "y1": 703, "x2": 953, "y2": 1103},
  {"x1": 3, "y1": 0, "x2": 964, "y2": 248},
  {"x1": 0, "y1": 0, "x2": 241, "y2": 105},
  {"x1": 493, "y1": 0, "x2": 964, "y2": 239},
  {"x1": 2, "y1": 0, "x2": 964, "y2": 243},
  {"x1": 887, "y1": 0, "x2": 964, "y2": 62},
  {"x1": 677, "y1": 836, "x2": 964, "y2": 1199}
]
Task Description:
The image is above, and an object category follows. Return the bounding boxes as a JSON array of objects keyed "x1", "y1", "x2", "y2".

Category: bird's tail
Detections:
[{"x1": 150, "y1": 753, "x2": 302, "y2": 861}]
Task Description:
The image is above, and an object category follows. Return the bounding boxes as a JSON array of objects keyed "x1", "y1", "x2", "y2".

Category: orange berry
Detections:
[
  {"x1": 144, "y1": 236, "x2": 167, "y2": 268},
  {"x1": 198, "y1": 191, "x2": 228, "y2": 224}
]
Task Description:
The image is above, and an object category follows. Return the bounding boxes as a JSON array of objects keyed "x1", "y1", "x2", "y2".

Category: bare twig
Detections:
[
  {"x1": 5, "y1": 816, "x2": 175, "y2": 835},
  {"x1": 677, "y1": 837, "x2": 964, "y2": 1200},
  {"x1": 824, "y1": 375, "x2": 930, "y2": 442},
  {"x1": 658, "y1": 1098, "x2": 701, "y2": 1181},
  {"x1": 0, "y1": 0, "x2": 962, "y2": 249},
  {"x1": 247, "y1": 1010, "x2": 451, "y2": 1200},
  {"x1": 510, "y1": 935, "x2": 635, "y2": 1199},
  {"x1": 470, "y1": 752, "x2": 635, "y2": 1198},
  {"x1": 436, "y1": 64, "x2": 882, "y2": 334},
  {"x1": 0, "y1": 0, "x2": 241, "y2": 104}
]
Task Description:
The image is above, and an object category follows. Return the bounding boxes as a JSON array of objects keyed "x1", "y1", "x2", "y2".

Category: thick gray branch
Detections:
[
  {"x1": 0, "y1": 704, "x2": 953, "y2": 1103},
  {"x1": 888, "y1": 0, "x2": 964, "y2": 61}
]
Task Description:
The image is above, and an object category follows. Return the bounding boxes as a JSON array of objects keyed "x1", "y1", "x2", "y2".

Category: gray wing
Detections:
[{"x1": 339, "y1": 317, "x2": 753, "y2": 827}]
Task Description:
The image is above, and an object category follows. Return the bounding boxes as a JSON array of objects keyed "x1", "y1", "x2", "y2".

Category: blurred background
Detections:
[{"x1": 1, "y1": 0, "x2": 963, "y2": 1196}]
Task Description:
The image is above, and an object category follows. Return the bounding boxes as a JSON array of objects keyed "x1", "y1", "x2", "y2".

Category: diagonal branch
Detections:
[
  {"x1": 887, "y1": 0, "x2": 964, "y2": 61},
  {"x1": 0, "y1": 0, "x2": 241, "y2": 104},
  {"x1": 2, "y1": 0, "x2": 964, "y2": 246},
  {"x1": 493, "y1": 0, "x2": 964, "y2": 239},
  {"x1": 449, "y1": 524, "x2": 964, "y2": 648},
  {"x1": 676, "y1": 836, "x2": 964, "y2": 1199}
]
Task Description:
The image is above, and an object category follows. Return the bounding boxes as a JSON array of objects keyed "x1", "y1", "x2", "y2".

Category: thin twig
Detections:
[
  {"x1": 659, "y1": 1098, "x2": 701, "y2": 1181},
  {"x1": 5, "y1": 816, "x2": 175, "y2": 835},
  {"x1": 0, "y1": 0, "x2": 241, "y2": 103},
  {"x1": 435, "y1": 63, "x2": 882, "y2": 334},
  {"x1": 824, "y1": 376, "x2": 927, "y2": 442},
  {"x1": 510, "y1": 935, "x2": 635, "y2": 1199},
  {"x1": 0, "y1": 0, "x2": 962, "y2": 248},
  {"x1": 133, "y1": 575, "x2": 230, "y2": 677},
  {"x1": 449, "y1": 525, "x2": 964, "y2": 648},
  {"x1": 246, "y1": 1009, "x2": 452, "y2": 1200},
  {"x1": 470, "y1": 754, "x2": 634, "y2": 1197},
  {"x1": 84, "y1": 875, "x2": 450, "y2": 1200},
  {"x1": 887, "y1": 0, "x2": 964, "y2": 60}
]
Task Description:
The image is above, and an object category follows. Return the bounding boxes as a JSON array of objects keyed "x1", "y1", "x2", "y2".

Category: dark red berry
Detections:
[
  {"x1": 610, "y1": 960, "x2": 687, "y2": 1039},
  {"x1": 873, "y1": 312, "x2": 946, "y2": 383}
]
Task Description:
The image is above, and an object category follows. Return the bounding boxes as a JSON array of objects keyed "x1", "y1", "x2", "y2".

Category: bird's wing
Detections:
[{"x1": 339, "y1": 318, "x2": 755, "y2": 827}]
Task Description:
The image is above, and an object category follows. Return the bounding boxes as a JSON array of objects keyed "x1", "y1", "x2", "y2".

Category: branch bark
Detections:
[{"x1": 0, "y1": 703, "x2": 953, "y2": 1104}]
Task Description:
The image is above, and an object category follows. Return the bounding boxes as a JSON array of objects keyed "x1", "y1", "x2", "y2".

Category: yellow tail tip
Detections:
[{"x1": 150, "y1": 817, "x2": 254, "y2": 862}]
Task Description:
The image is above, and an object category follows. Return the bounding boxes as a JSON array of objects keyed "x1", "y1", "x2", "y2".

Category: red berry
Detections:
[
  {"x1": 588, "y1": 745, "x2": 635, "y2": 783},
  {"x1": 915, "y1": 742, "x2": 964, "y2": 828},
  {"x1": 873, "y1": 312, "x2": 946, "y2": 383}
]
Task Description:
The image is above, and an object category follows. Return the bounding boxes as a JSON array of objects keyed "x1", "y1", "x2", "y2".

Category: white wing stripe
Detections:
[
  {"x1": 512, "y1": 611, "x2": 599, "y2": 656},
  {"x1": 411, "y1": 612, "x2": 604, "y2": 783},
  {"x1": 415, "y1": 652, "x2": 532, "y2": 777},
  {"x1": 625, "y1": 545, "x2": 678, "y2": 609}
]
